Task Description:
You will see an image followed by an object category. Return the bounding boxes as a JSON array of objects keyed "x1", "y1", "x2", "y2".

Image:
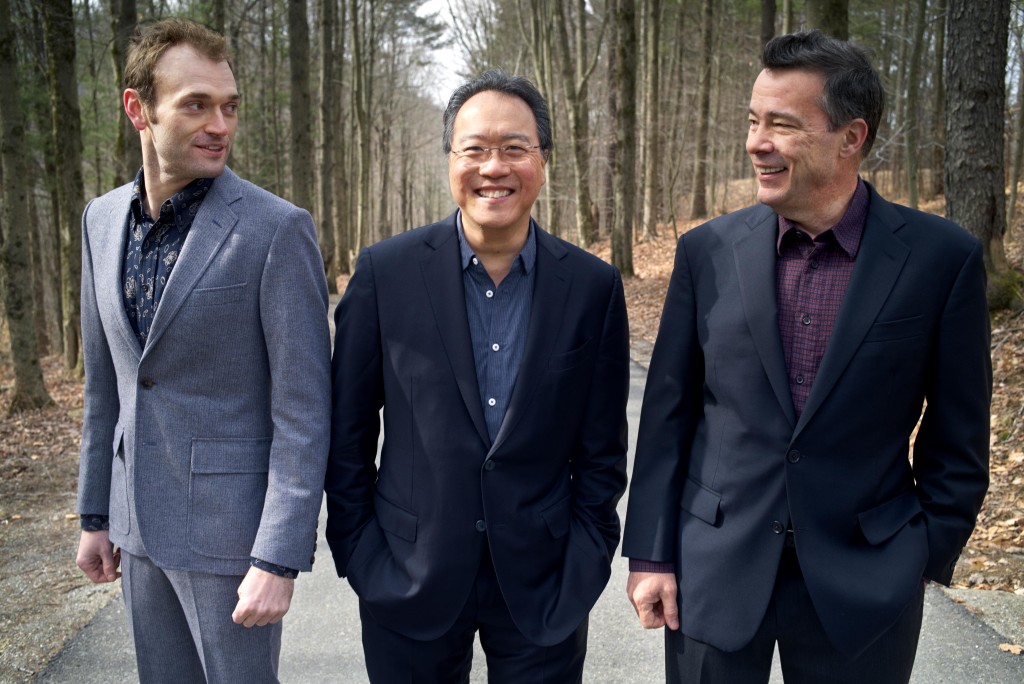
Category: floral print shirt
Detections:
[{"x1": 122, "y1": 171, "x2": 214, "y2": 348}]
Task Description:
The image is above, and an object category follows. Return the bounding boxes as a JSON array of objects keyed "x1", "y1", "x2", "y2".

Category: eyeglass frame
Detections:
[{"x1": 449, "y1": 144, "x2": 549, "y2": 164}]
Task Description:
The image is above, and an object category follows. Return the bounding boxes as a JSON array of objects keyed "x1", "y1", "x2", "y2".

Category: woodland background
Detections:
[
  {"x1": 0, "y1": 0, "x2": 1021, "y2": 406},
  {"x1": 2, "y1": 1, "x2": 1024, "y2": 677}
]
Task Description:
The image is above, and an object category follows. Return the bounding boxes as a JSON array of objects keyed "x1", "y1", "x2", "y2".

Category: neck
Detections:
[
  {"x1": 462, "y1": 218, "x2": 530, "y2": 286},
  {"x1": 140, "y1": 159, "x2": 192, "y2": 219},
  {"x1": 789, "y1": 176, "x2": 859, "y2": 237}
]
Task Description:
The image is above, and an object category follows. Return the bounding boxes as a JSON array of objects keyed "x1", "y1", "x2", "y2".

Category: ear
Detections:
[
  {"x1": 124, "y1": 89, "x2": 149, "y2": 132},
  {"x1": 839, "y1": 118, "x2": 869, "y2": 159}
]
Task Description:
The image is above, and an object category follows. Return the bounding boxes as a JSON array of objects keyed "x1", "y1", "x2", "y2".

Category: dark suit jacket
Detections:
[
  {"x1": 325, "y1": 213, "x2": 629, "y2": 646},
  {"x1": 622, "y1": 184, "x2": 991, "y2": 658}
]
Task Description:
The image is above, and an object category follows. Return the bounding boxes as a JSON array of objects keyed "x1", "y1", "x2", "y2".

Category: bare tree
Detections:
[
  {"x1": 806, "y1": 0, "x2": 849, "y2": 40},
  {"x1": 640, "y1": 0, "x2": 662, "y2": 241},
  {"x1": 110, "y1": 0, "x2": 141, "y2": 185},
  {"x1": 945, "y1": 0, "x2": 1015, "y2": 307},
  {"x1": 610, "y1": 0, "x2": 636, "y2": 277},
  {"x1": 318, "y1": 0, "x2": 337, "y2": 292},
  {"x1": 905, "y1": 0, "x2": 927, "y2": 209},
  {"x1": 289, "y1": 0, "x2": 314, "y2": 212},
  {"x1": 0, "y1": 0, "x2": 52, "y2": 412},
  {"x1": 761, "y1": 0, "x2": 776, "y2": 47},
  {"x1": 42, "y1": 0, "x2": 84, "y2": 376},
  {"x1": 689, "y1": 0, "x2": 712, "y2": 219}
]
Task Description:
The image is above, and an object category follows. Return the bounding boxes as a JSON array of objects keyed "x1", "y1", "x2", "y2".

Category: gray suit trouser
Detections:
[{"x1": 121, "y1": 551, "x2": 282, "y2": 684}]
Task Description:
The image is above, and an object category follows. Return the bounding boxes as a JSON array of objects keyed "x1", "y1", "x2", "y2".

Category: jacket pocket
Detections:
[
  {"x1": 547, "y1": 338, "x2": 593, "y2": 373},
  {"x1": 862, "y1": 315, "x2": 925, "y2": 342},
  {"x1": 541, "y1": 495, "x2": 571, "y2": 539},
  {"x1": 679, "y1": 476, "x2": 722, "y2": 526},
  {"x1": 857, "y1": 488, "x2": 923, "y2": 545},
  {"x1": 187, "y1": 438, "x2": 271, "y2": 559},
  {"x1": 188, "y1": 282, "x2": 247, "y2": 307},
  {"x1": 374, "y1": 492, "x2": 418, "y2": 542}
]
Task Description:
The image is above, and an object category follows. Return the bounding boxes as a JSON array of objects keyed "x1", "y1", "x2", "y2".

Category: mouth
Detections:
[
  {"x1": 477, "y1": 189, "x2": 512, "y2": 199},
  {"x1": 756, "y1": 165, "x2": 786, "y2": 176},
  {"x1": 197, "y1": 142, "x2": 228, "y2": 155}
]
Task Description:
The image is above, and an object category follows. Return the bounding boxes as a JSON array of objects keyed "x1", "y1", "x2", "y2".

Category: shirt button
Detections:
[
  {"x1": 140, "y1": 377, "x2": 155, "y2": 389},
  {"x1": 475, "y1": 520, "x2": 487, "y2": 532},
  {"x1": 787, "y1": 450, "x2": 802, "y2": 463},
  {"x1": 810, "y1": 260, "x2": 819, "y2": 269},
  {"x1": 487, "y1": 398, "x2": 497, "y2": 407},
  {"x1": 486, "y1": 290, "x2": 494, "y2": 298},
  {"x1": 491, "y1": 343, "x2": 500, "y2": 352},
  {"x1": 484, "y1": 460, "x2": 495, "y2": 471},
  {"x1": 801, "y1": 314, "x2": 811, "y2": 325},
  {"x1": 472, "y1": 257, "x2": 479, "y2": 265},
  {"x1": 795, "y1": 375, "x2": 805, "y2": 385},
  {"x1": 771, "y1": 521, "x2": 785, "y2": 534}
]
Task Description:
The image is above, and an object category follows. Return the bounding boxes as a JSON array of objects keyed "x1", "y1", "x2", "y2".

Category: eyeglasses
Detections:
[{"x1": 450, "y1": 144, "x2": 544, "y2": 164}]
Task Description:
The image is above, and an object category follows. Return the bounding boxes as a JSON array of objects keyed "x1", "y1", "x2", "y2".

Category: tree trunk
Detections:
[
  {"x1": 945, "y1": 0, "x2": 1014, "y2": 308},
  {"x1": 930, "y1": 0, "x2": 947, "y2": 197},
  {"x1": 350, "y1": 0, "x2": 373, "y2": 255},
  {"x1": 806, "y1": 0, "x2": 849, "y2": 40},
  {"x1": 689, "y1": 0, "x2": 712, "y2": 220},
  {"x1": 42, "y1": 0, "x2": 84, "y2": 377},
  {"x1": 110, "y1": 0, "x2": 141, "y2": 185},
  {"x1": 289, "y1": 0, "x2": 314, "y2": 212},
  {"x1": 0, "y1": 0, "x2": 53, "y2": 412},
  {"x1": 610, "y1": 0, "x2": 636, "y2": 277},
  {"x1": 640, "y1": 0, "x2": 662, "y2": 241},
  {"x1": 333, "y1": 0, "x2": 350, "y2": 274},
  {"x1": 905, "y1": 0, "x2": 927, "y2": 209},
  {"x1": 319, "y1": 0, "x2": 337, "y2": 292},
  {"x1": 761, "y1": 0, "x2": 776, "y2": 48}
]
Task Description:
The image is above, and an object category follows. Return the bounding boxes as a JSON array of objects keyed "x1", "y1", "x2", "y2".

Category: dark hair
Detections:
[
  {"x1": 442, "y1": 69, "x2": 552, "y2": 158},
  {"x1": 125, "y1": 18, "x2": 232, "y2": 109},
  {"x1": 762, "y1": 30, "x2": 885, "y2": 156}
]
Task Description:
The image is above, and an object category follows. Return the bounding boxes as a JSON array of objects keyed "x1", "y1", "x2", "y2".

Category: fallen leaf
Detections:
[{"x1": 998, "y1": 643, "x2": 1023, "y2": 655}]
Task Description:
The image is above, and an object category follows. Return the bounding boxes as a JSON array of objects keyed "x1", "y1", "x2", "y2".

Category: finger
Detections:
[
  {"x1": 101, "y1": 546, "x2": 119, "y2": 582},
  {"x1": 662, "y1": 595, "x2": 680, "y2": 630}
]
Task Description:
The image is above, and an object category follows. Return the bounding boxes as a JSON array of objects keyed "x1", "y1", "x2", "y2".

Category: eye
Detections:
[
  {"x1": 185, "y1": 102, "x2": 203, "y2": 111},
  {"x1": 502, "y1": 145, "x2": 529, "y2": 158},
  {"x1": 224, "y1": 103, "x2": 239, "y2": 115}
]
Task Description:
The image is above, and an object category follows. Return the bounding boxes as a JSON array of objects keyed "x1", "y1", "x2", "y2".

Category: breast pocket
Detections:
[
  {"x1": 862, "y1": 315, "x2": 925, "y2": 343},
  {"x1": 187, "y1": 437, "x2": 271, "y2": 560},
  {"x1": 187, "y1": 282, "x2": 247, "y2": 307},
  {"x1": 547, "y1": 337, "x2": 593, "y2": 373}
]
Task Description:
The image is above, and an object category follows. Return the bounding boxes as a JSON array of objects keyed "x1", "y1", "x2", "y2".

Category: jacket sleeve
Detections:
[
  {"x1": 622, "y1": 235, "x2": 705, "y2": 563},
  {"x1": 250, "y1": 207, "x2": 332, "y2": 571},
  {"x1": 913, "y1": 239, "x2": 991, "y2": 584},
  {"x1": 324, "y1": 248, "x2": 384, "y2": 577},
  {"x1": 77, "y1": 199, "x2": 121, "y2": 517}
]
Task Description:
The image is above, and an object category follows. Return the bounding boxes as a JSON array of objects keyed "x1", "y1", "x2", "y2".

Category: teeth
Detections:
[
  {"x1": 479, "y1": 190, "x2": 511, "y2": 198},
  {"x1": 758, "y1": 166, "x2": 784, "y2": 174}
]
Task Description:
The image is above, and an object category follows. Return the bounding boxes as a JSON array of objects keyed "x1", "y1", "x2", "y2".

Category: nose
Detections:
[
  {"x1": 206, "y1": 108, "x2": 229, "y2": 137},
  {"x1": 746, "y1": 124, "x2": 773, "y2": 156},
  {"x1": 477, "y1": 151, "x2": 511, "y2": 176}
]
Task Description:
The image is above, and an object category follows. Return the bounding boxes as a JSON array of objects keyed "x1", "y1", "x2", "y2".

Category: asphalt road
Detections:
[{"x1": 39, "y1": 361, "x2": 1024, "y2": 682}]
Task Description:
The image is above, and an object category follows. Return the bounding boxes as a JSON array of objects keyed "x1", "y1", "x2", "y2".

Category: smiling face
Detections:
[
  {"x1": 125, "y1": 43, "x2": 239, "y2": 198},
  {"x1": 746, "y1": 68, "x2": 865, "y2": 234},
  {"x1": 447, "y1": 90, "x2": 547, "y2": 239}
]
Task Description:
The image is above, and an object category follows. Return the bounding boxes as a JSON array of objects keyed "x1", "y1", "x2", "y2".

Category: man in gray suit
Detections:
[{"x1": 75, "y1": 18, "x2": 330, "y2": 683}]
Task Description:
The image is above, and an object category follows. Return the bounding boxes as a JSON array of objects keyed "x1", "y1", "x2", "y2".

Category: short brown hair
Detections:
[{"x1": 124, "y1": 18, "x2": 232, "y2": 109}]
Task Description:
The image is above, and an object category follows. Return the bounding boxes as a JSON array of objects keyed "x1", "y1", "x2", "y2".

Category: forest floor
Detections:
[{"x1": 1, "y1": 197, "x2": 1023, "y2": 680}]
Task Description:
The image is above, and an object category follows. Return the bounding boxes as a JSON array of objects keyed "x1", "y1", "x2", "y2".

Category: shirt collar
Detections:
[
  {"x1": 455, "y1": 210, "x2": 537, "y2": 275},
  {"x1": 776, "y1": 177, "x2": 868, "y2": 258},
  {"x1": 130, "y1": 168, "x2": 215, "y2": 228}
]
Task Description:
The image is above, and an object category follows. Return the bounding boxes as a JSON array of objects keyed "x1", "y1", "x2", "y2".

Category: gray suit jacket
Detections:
[{"x1": 77, "y1": 168, "x2": 331, "y2": 576}]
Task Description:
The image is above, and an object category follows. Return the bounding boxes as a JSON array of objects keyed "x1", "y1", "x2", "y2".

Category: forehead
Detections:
[
  {"x1": 153, "y1": 44, "x2": 237, "y2": 100},
  {"x1": 453, "y1": 90, "x2": 538, "y2": 140},
  {"x1": 750, "y1": 68, "x2": 826, "y2": 116}
]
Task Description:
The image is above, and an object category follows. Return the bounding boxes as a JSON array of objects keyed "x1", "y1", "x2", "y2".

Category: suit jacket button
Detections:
[
  {"x1": 484, "y1": 460, "x2": 495, "y2": 471},
  {"x1": 787, "y1": 449, "x2": 801, "y2": 463},
  {"x1": 140, "y1": 377, "x2": 154, "y2": 389},
  {"x1": 475, "y1": 520, "x2": 487, "y2": 532},
  {"x1": 771, "y1": 520, "x2": 785, "y2": 534}
]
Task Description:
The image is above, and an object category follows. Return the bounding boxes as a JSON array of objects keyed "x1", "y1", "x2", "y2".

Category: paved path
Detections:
[{"x1": 39, "y1": 361, "x2": 1024, "y2": 682}]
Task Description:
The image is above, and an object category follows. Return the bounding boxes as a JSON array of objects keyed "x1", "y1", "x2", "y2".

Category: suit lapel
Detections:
[
  {"x1": 734, "y1": 208, "x2": 797, "y2": 427},
  {"x1": 419, "y1": 216, "x2": 490, "y2": 446},
  {"x1": 489, "y1": 225, "x2": 571, "y2": 455},
  {"x1": 794, "y1": 189, "x2": 909, "y2": 437},
  {"x1": 142, "y1": 170, "x2": 240, "y2": 354},
  {"x1": 96, "y1": 186, "x2": 143, "y2": 360}
]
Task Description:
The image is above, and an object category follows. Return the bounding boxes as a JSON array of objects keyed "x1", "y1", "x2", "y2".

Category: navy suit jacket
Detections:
[
  {"x1": 325, "y1": 213, "x2": 629, "y2": 646},
  {"x1": 622, "y1": 184, "x2": 991, "y2": 657}
]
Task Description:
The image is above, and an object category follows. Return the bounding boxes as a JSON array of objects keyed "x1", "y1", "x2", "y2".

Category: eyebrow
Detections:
[
  {"x1": 456, "y1": 131, "x2": 532, "y2": 144},
  {"x1": 180, "y1": 91, "x2": 242, "y2": 102},
  {"x1": 749, "y1": 108, "x2": 801, "y2": 124}
]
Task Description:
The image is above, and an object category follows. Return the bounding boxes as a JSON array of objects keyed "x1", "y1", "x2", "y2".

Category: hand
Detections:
[
  {"x1": 232, "y1": 566, "x2": 295, "y2": 628},
  {"x1": 76, "y1": 530, "x2": 121, "y2": 583},
  {"x1": 627, "y1": 571, "x2": 680, "y2": 630}
]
